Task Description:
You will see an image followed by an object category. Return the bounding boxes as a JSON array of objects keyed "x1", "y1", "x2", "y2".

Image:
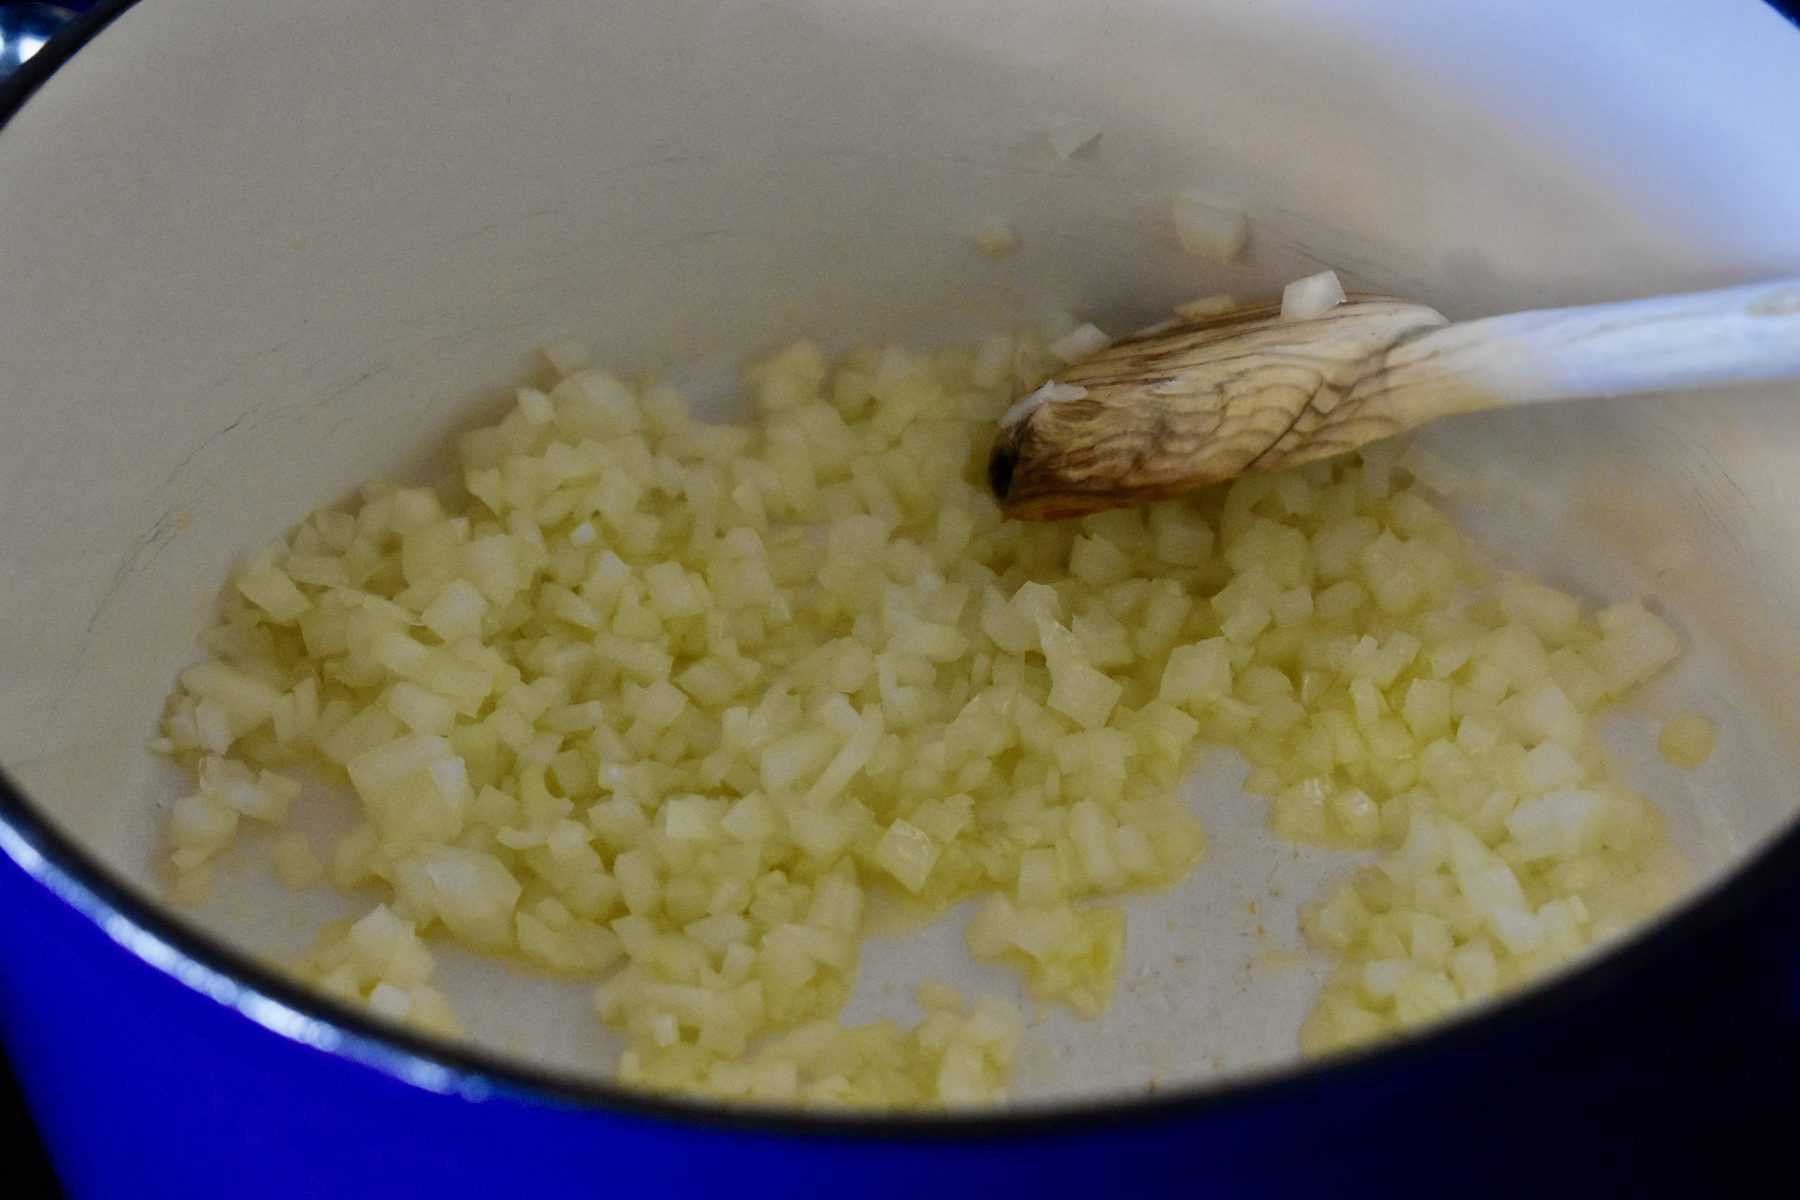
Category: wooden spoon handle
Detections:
[
  {"x1": 1370, "y1": 276, "x2": 1800, "y2": 423},
  {"x1": 1245, "y1": 276, "x2": 1800, "y2": 481}
]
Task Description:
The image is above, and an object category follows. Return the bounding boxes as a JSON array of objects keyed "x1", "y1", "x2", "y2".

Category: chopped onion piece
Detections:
[
  {"x1": 1047, "y1": 114, "x2": 1103, "y2": 159},
  {"x1": 1000, "y1": 379, "x2": 1088, "y2": 428},
  {"x1": 1175, "y1": 293, "x2": 1238, "y2": 319},
  {"x1": 1049, "y1": 323, "x2": 1111, "y2": 364},
  {"x1": 972, "y1": 216, "x2": 1019, "y2": 257},
  {"x1": 1281, "y1": 270, "x2": 1347, "y2": 320},
  {"x1": 1658, "y1": 713, "x2": 1716, "y2": 767},
  {"x1": 1171, "y1": 192, "x2": 1248, "y2": 261},
  {"x1": 540, "y1": 337, "x2": 591, "y2": 377}
]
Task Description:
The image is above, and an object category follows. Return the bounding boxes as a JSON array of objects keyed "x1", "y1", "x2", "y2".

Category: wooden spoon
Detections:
[{"x1": 988, "y1": 277, "x2": 1800, "y2": 519}]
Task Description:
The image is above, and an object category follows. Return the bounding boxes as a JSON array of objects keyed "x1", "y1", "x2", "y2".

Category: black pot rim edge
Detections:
[{"x1": 4, "y1": 0, "x2": 1800, "y2": 1144}]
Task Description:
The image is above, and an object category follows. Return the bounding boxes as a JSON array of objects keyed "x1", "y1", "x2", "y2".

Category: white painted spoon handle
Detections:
[{"x1": 1381, "y1": 277, "x2": 1800, "y2": 419}]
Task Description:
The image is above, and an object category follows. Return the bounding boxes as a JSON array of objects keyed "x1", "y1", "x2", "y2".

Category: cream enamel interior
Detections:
[{"x1": 4, "y1": 0, "x2": 1800, "y2": 1101}]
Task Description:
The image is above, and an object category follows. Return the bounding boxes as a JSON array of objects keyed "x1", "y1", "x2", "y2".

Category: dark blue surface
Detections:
[
  {"x1": 4, "y1": 1, "x2": 1800, "y2": 1197},
  {"x1": 0, "y1": 1044, "x2": 58, "y2": 1196},
  {"x1": 2, "y1": 5, "x2": 84, "y2": 1193},
  {"x1": 5, "y1": 799, "x2": 1800, "y2": 1198}
]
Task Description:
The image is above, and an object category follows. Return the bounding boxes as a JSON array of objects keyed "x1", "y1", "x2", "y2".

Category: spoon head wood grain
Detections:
[{"x1": 990, "y1": 296, "x2": 1449, "y2": 519}]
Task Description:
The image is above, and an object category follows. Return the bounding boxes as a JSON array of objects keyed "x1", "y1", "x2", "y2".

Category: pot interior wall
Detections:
[{"x1": 4, "y1": 0, "x2": 1800, "y2": 1100}]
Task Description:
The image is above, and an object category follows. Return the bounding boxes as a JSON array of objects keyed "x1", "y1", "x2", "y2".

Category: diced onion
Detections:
[
  {"x1": 971, "y1": 216, "x2": 1019, "y2": 257},
  {"x1": 1281, "y1": 270, "x2": 1347, "y2": 320},
  {"x1": 1171, "y1": 192, "x2": 1248, "y2": 261},
  {"x1": 155, "y1": 316, "x2": 1692, "y2": 1109},
  {"x1": 540, "y1": 337, "x2": 591, "y2": 377},
  {"x1": 1046, "y1": 114, "x2": 1102, "y2": 160},
  {"x1": 1658, "y1": 713, "x2": 1716, "y2": 767},
  {"x1": 1000, "y1": 379, "x2": 1087, "y2": 428},
  {"x1": 1049, "y1": 323, "x2": 1111, "y2": 364},
  {"x1": 1174, "y1": 293, "x2": 1237, "y2": 319}
]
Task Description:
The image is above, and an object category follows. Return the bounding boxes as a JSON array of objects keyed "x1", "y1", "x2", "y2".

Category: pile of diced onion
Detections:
[{"x1": 154, "y1": 322, "x2": 1688, "y2": 1108}]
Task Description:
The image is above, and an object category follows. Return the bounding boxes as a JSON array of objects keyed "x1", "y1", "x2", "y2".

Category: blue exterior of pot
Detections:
[{"x1": 5, "y1": 778, "x2": 1800, "y2": 1198}]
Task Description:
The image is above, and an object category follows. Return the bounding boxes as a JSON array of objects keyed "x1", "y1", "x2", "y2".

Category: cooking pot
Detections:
[{"x1": 4, "y1": 1, "x2": 1800, "y2": 1195}]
